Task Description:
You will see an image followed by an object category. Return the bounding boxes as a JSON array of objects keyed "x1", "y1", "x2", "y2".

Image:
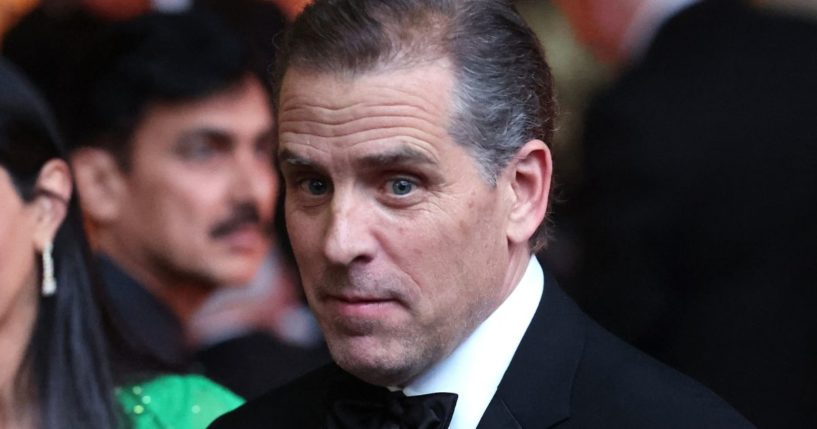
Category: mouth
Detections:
[
  {"x1": 219, "y1": 224, "x2": 267, "y2": 252},
  {"x1": 324, "y1": 293, "x2": 402, "y2": 319}
]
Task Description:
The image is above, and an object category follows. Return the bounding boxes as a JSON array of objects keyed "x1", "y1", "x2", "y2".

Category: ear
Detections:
[
  {"x1": 505, "y1": 139, "x2": 553, "y2": 245},
  {"x1": 70, "y1": 147, "x2": 128, "y2": 224},
  {"x1": 32, "y1": 159, "x2": 72, "y2": 252}
]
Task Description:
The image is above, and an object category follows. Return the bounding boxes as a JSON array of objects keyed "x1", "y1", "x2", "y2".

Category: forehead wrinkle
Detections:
[
  {"x1": 279, "y1": 99, "x2": 450, "y2": 151},
  {"x1": 278, "y1": 62, "x2": 457, "y2": 172},
  {"x1": 280, "y1": 75, "x2": 449, "y2": 113},
  {"x1": 281, "y1": 106, "x2": 439, "y2": 128},
  {"x1": 280, "y1": 123, "x2": 446, "y2": 146},
  {"x1": 279, "y1": 136, "x2": 441, "y2": 173},
  {"x1": 279, "y1": 101, "x2": 445, "y2": 132},
  {"x1": 279, "y1": 81, "x2": 450, "y2": 131}
]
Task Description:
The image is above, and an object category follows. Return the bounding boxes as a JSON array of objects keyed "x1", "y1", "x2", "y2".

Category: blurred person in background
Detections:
[
  {"x1": 751, "y1": 0, "x2": 817, "y2": 17},
  {"x1": 0, "y1": 57, "x2": 241, "y2": 429},
  {"x1": 196, "y1": 0, "x2": 288, "y2": 72},
  {"x1": 67, "y1": 8, "x2": 277, "y2": 385},
  {"x1": 0, "y1": 55, "x2": 117, "y2": 429},
  {"x1": 5, "y1": 7, "x2": 328, "y2": 399},
  {"x1": 553, "y1": 0, "x2": 817, "y2": 426}
]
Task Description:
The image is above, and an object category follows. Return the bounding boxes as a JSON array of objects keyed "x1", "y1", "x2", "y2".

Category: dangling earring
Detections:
[{"x1": 41, "y1": 241, "x2": 56, "y2": 296}]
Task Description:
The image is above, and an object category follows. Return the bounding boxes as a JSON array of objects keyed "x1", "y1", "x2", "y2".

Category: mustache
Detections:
[{"x1": 209, "y1": 203, "x2": 269, "y2": 238}]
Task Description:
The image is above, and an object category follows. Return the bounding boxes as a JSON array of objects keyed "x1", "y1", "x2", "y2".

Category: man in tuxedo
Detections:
[
  {"x1": 211, "y1": 0, "x2": 753, "y2": 427},
  {"x1": 553, "y1": 0, "x2": 817, "y2": 426}
]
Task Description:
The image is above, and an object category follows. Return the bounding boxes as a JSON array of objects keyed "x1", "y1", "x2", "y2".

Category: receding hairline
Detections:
[
  {"x1": 277, "y1": 31, "x2": 454, "y2": 101},
  {"x1": 271, "y1": 2, "x2": 465, "y2": 110}
]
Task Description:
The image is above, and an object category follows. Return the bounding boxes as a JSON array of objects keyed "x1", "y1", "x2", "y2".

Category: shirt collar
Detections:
[{"x1": 403, "y1": 255, "x2": 544, "y2": 429}]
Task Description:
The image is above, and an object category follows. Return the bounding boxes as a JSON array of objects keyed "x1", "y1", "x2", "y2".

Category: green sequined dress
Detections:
[{"x1": 116, "y1": 374, "x2": 244, "y2": 429}]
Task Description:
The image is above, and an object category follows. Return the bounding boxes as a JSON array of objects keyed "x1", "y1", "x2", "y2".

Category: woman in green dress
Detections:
[{"x1": 0, "y1": 58, "x2": 242, "y2": 428}]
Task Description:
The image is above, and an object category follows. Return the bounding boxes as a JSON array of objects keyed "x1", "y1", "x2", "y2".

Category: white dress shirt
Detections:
[{"x1": 402, "y1": 256, "x2": 544, "y2": 429}]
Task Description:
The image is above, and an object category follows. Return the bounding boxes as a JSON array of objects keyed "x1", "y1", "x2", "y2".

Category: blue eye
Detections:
[
  {"x1": 390, "y1": 179, "x2": 414, "y2": 196},
  {"x1": 306, "y1": 179, "x2": 329, "y2": 195}
]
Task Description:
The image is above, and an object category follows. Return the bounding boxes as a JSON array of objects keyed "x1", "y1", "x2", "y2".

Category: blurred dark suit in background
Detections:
[{"x1": 554, "y1": 1, "x2": 817, "y2": 427}]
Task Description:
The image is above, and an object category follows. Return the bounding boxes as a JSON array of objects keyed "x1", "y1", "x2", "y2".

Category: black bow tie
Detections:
[{"x1": 326, "y1": 374, "x2": 458, "y2": 429}]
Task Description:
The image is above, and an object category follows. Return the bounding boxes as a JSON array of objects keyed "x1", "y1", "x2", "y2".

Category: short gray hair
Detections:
[{"x1": 274, "y1": 0, "x2": 556, "y2": 250}]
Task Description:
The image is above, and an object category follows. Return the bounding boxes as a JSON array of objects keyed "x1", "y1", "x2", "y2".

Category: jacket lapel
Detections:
[
  {"x1": 478, "y1": 270, "x2": 587, "y2": 428},
  {"x1": 478, "y1": 395, "x2": 522, "y2": 429}
]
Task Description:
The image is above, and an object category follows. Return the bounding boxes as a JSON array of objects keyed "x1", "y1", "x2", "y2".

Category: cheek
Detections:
[
  {"x1": 149, "y1": 176, "x2": 222, "y2": 229},
  {"x1": 379, "y1": 209, "x2": 468, "y2": 293},
  {"x1": 435, "y1": 193, "x2": 497, "y2": 252},
  {"x1": 284, "y1": 207, "x2": 324, "y2": 269},
  {"x1": 0, "y1": 227, "x2": 36, "y2": 312},
  {"x1": 124, "y1": 180, "x2": 217, "y2": 266},
  {"x1": 407, "y1": 194, "x2": 503, "y2": 291}
]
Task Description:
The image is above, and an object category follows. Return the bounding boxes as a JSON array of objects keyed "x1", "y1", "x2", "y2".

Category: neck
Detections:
[
  {"x1": 497, "y1": 246, "x2": 534, "y2": 306},
  {"x1": 0, "y1": 274, "x2": 39, "y2": 428},
  {"x1": 149, "y1": 281, "x2": 212, "y2": 330},
  {"x1": 0, "y1": 372, "x2": 36, "y2": 429},
  {"x1": 97, "y1": 235, "x2": 214, "y2": 333}
]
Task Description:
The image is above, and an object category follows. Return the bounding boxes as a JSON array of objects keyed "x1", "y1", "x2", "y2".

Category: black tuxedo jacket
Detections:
[
  {"x1": 570, "y1": 1, "x2": 817, "y2": 427},
  {"x1": 210, "y1": 274, "x2": 751, "y2": 428}
]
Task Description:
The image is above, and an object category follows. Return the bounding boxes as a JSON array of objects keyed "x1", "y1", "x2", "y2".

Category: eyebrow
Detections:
[
  {"x1": 278, "y1": 146, "x2": 438, "y2": 170},
  {"x1": 279, "y1": 149, "x2": 316, "y2": 167},
  {"x1": 177, "y1": 128, "x2": 233, "y2": 146},
  {"x1": 356, "y1": 147, "x2": 437, "y2": 169},
  {"x1": 185, "y1": 127, "x2": 228, "y2": 137}
]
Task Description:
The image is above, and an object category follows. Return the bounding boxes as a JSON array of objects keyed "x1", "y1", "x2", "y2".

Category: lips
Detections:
[
  {"x1": 220, "y1": 224, "x2": 266, "y2": 252},
  {"x1": 325, "y1": 293, "x2": 401, "y2": 319}
]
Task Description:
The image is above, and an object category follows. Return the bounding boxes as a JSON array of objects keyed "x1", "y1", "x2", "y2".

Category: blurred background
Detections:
[{"x1": 3, "y1": 0, "x2": 817, "y2": 427}]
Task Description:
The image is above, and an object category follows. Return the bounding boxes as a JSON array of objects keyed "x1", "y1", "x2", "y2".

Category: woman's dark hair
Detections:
[{"x1": 0, "y1": 58, "x2": 119, "y2": 428}]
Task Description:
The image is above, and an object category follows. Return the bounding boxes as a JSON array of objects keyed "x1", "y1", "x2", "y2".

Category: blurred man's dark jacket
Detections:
[{"x1": 570, "y1": 1, "x2": 817, "y2": 427}]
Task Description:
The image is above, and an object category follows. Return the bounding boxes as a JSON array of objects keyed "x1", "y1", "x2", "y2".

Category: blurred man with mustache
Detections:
[{"x1": 47, "y1": 9, "x2": 278, "y2": 384}]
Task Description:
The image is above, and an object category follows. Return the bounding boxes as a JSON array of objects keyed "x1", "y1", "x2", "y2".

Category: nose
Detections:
[{"x1": 322, "y1": 189, "x2": 376, "y2": 266}]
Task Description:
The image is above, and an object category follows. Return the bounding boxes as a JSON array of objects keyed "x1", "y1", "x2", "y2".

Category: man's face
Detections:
[
  {"x1": 107, "y1": 76, "x2": 277, "y2": 288},
  {"x1": 278, "y1": 61, "x2": 515, "y2": 386}
]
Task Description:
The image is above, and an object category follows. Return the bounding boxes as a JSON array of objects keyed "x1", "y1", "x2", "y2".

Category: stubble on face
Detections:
[
  {"x1": 313, "y1": 261, "x2": 498, "y2": 387},
  {"x1": 308, "y1": 264, "x2": 450, "y2": 385}
]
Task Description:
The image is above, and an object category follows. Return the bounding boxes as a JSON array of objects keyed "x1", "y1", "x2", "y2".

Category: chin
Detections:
[
  {"x1": 328, "y1": 337, "x2": 423, "y2": 387},
  {"x1": 337, "y1": 357, "x2": 414, "y2": 387},
  {"x1": 210, "y1": 259, "x2": 264, "y2": 286}
]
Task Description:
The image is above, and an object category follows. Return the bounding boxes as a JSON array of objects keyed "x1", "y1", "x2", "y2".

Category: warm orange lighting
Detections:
[
  {"x1": 0, "y1": 0, "x2": 39, "y2": 40},
  {"x1": 269, "y1": 0, "x2": 311, "y2": 21}
]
